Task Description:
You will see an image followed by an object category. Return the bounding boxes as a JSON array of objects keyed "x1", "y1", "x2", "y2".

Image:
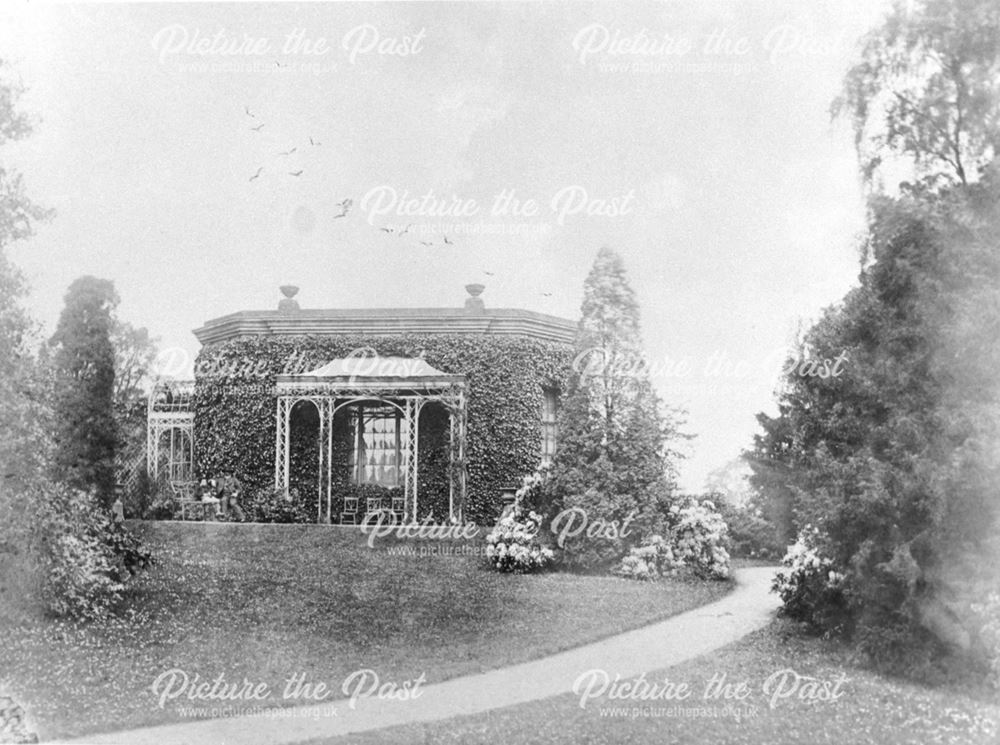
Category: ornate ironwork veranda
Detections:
[
  {"x1": 274, "y1": 355, "x2": 468, "y2": 524},
  {"x1": 146, "y1": 380, "x2": 196, "y2": 482}
]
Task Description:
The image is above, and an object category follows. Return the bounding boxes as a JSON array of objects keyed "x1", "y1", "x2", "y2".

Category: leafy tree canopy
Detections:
[{"x1": 836, "y1": 0, "x2": 1000, "y2": 189}]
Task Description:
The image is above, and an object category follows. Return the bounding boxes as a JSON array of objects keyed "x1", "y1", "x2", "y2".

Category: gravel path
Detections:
[{"x1": 55, "y1": 566, "x2": 779, "y2": 745}]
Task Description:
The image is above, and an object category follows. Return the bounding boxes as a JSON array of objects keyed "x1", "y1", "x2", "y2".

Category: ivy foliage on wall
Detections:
[{"x1": 193, "y1": 333, "x2": 573, "y2": 524}]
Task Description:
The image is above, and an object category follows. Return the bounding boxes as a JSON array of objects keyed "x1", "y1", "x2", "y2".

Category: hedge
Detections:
[{"x1": 192, "y1": 333, "x2": 573, "y2": 524}]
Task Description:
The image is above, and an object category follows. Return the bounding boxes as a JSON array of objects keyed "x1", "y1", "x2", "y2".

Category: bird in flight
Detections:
[
  {"x1": 249, "y1": 167, "x2": 263, "y2": 182},
  {"x1": 278, "y1": 147, "x2": 297, "y2": 156},
  {"x1": 289, "y1": 170, "x2": 303, "y2": 177},
  {"x1": 334, "y1": 199, "x2": 353, "y2": 218},
  {"x1": 275, "y1": 60, "x2": 288, "y2": 68},
  {"x1": 541, "y1": 292, "x2": 553, "y2": 297},
  {"x1": 245, "y1": 106, "x2": 255, "y2": 118},
  {"x1": 420, "y1": 241, "x2": 434, "y2": 246},
  {"x1": 443, "y1": 235, "x2": 453, "y2": 245},
  {"x1": 380, "y1": 227, "x2": 394, "y2": 234},
  {"x1": 399, "y1": 224, "x2": 413, "y2": 236},
  {"x1": 483, "y1": 270, "x2": 494, "y2": 276},
  {"x1": 250, "y1": 123, "x2": 265, "y2": 132},
  {"x1": 309, "y1": 136, "x2": 321, "y2": 146}
]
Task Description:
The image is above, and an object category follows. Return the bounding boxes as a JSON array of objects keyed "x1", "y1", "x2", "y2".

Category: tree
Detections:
[
  {"x1": 541, "y1": 247, "x2": 686, "y2": 568},
  {"x1": 836, "y1": 0, "x2": 1000, "y2": 189},
  {"x1": 111, "y1": 319, "x2": 157, "y2": 415},
  {"x1": 0, "y1": 61, "x2": 152, "y2": 621},
  {"x1": 749, "y1": 174, "x2": 1000, "y2": 672},
  {"x1": 0, "y1": 58, "x2": 54, "y2": 620},
  {"x1": 50, "y1": 276, "x2": 120, "y2": 506},
  {"x1": 750, "y1": 0, "x2": 1000, "y2": 678}
]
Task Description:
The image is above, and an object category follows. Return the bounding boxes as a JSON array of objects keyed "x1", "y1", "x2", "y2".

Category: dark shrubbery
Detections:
[
  {"x1": 104, "y1": 522, "x2": 155, "y2": 581},
  {"x1": 716, "y1": 500, "x2": 782, "y2": 560},
  {"x1": 752, "y1": 176, "x2": 1000, "y2": 679},
  {"x1": 245, "y1": 487, "x2": 313, "y2": 524},
  {"x1": 37, "y1": 485, "x2": 154, "y2": 620}
]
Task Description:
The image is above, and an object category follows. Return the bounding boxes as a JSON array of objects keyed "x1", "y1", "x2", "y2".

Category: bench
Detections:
[
  {"x1": 179, "y1": 498, "x2": 220, "y2": 521},
  {"x1": 171, "y1": 480, "x2": 219, "y2": 521}
]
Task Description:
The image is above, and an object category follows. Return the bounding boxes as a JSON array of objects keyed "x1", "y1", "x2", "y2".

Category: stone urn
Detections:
[
  {"x1": 464, "y1": 284, "x2": 485, "y2": 312},
  {"x1": 278, "y1": 285, "x2": 300, "y2": 312}
]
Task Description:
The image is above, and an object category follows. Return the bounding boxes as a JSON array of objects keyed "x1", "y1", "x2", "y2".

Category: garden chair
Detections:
[
  {"x1": 171, "y1": 480, "x2": 212, "y2": 520},
  {"x1": 366, "y1": 496, "x2": 384, "y2": 518},
  {"x1": 341, "y1": 497, "x2": 359, "y2": 525},
  {"x1": 390, "y1": 495, "x2": 405, "y2": 521}
]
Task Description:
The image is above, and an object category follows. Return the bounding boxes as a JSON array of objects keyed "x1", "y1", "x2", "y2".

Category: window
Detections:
[
  {"x1": 347, "y1": 404, "x2": 402, "y2": 486},
  {"x1": 541, "y1": 388, "x2": 559, "y2": 466}
]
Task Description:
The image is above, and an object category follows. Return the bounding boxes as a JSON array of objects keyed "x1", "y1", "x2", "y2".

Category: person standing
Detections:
[
  {"x1": 220, "y1": 472, "x2": 246, "y2": 521},
  {"x1": 111, "y1": 488, "x2": 125, "y2": 525}
]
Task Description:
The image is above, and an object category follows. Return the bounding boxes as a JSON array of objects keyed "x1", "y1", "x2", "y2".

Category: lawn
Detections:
[
  {"x1": 3, "y1": 521, "x2": 731, "y2": 740},
  {"x1": 316, "y1": 619, "x2": 1000, "y2": 745}
]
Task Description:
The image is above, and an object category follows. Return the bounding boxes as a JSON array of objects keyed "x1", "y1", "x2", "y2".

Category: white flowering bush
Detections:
[
  {"x1": 614, "y1": 534, "x2": 679, "y2": 581},
  {"x1": 615, "y1": 499, "x2": 730, "y2": 581},
  {"x1": 485, "y1": 507, "x2": 554, "y2": 573},
  {"x1": 668, "y1": 499, "x2": 731, "y2": 579},
  {"x1": 772, "y1": 525, "x2": 848, "y2": 631}
]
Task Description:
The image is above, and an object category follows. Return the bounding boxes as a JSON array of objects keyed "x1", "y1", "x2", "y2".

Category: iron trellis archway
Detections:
[
  {"x1": 273, "y1": 356, "x2": 467, "y2": 524},
  {"x1": 147, "y1": 380, "x2": 196, "y2": 482}
]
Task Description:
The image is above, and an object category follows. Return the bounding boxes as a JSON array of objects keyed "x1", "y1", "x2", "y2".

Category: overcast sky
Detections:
[{"x1": 1, "y1": 0, "x2": 889, "y2": 490}]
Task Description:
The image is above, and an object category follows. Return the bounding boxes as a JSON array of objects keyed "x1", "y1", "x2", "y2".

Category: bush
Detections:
[
  {"x1": 772, "y1": 526, "x2": 848, "y2": 634},
  {"x1": 38, "y1": 485, "x2": 121, "y2": 619},
  {"x1": 37, "y1": 484, "x2": 153, "y2": 620},
  {"x1": 511, "y1": 468, "x2": 551, "y2": 515},
  {"x1": 547, "y1": 478, "x2": 643, "y2": 570},
  {"x1": 104, "y1": 522, "x2": 154, "y2": 580},
  {"x1": 668, "y1": 498, "x2": 731, "y2": 579},
  {"x1": 485, "y1": 508, "x2": 554, "y2": 573},
  {"x1": 614, "y1": 534, "x2": 676, "y2": 581},
  {"x1": 142, "y1": 480, "x2": 178, "y2": 520},
  {"x1": 245, "y1": 487, "x2": 312, "y2": 523},
  {"x1": 717, "y1": 500, "x2": 782, "y2": 560},
  {"x1": 614, "y1": 498, "x2": 731, "y2": 581}
]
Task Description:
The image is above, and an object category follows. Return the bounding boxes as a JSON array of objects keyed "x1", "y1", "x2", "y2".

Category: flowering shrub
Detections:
[
  {"x1": 772, "y1": 526, "x2": 848, "y2": 632},
  {"x1": 668, "y1": 499, "x2": 731, "y2": 579},
  {"x1": 615, "y1": 499, "x2": 731, "y2": 581},
  {"x1": 485, "y1": 507, "x2": 554, "y2": 573},
  {"x1": 614, "y1": 534, "x2": 678, "y2": 581}
]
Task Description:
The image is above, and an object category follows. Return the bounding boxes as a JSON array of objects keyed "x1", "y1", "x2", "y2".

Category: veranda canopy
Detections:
[{"x1": 273, "y1": 356, "x2": 468, "y2": 524}]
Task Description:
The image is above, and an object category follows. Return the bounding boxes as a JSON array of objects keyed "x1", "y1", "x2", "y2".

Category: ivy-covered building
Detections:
[{"x1": 153, "y1": 285, "x2": 575, "y2": 525}]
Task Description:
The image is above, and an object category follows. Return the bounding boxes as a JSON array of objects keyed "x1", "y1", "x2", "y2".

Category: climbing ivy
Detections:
[{"x1": 193, "y1": 334, "x2": 572, "y2": 524}]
